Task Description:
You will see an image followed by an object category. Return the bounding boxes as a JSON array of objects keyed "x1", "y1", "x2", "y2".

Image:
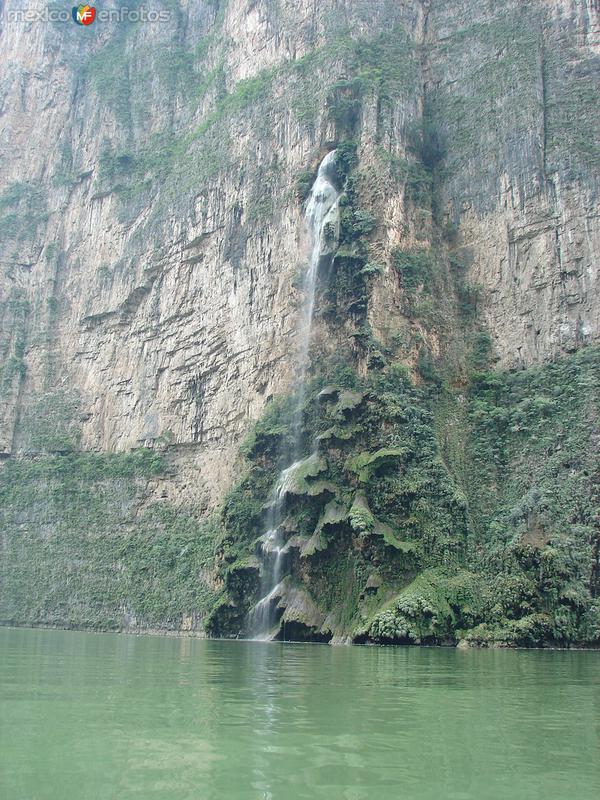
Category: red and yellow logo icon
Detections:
[{"x1": 72, "y1": 4, "x2": 96, "y2": 25}]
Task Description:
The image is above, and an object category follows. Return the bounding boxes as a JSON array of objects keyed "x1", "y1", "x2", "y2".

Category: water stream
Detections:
[{"x1": 247, "y1": 151, "x2": 340, "y2": 638}]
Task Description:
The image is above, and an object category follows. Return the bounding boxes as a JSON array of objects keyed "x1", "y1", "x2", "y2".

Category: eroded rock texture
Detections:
[{"x1": 0, "y1": 0, "x2": 598, "y2": 638}]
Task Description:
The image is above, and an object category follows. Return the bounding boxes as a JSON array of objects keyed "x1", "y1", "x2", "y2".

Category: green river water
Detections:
[{"x1": 0, "y1": 627, "x2": 598, "y2": 799}]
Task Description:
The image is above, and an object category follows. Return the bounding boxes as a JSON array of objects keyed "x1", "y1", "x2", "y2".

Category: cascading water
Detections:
[
  {"x1": 247, "y1": 151, "x2": 340, "y2": 639},
  {"x1": 292, "y1": 149, "x2": 340, "y2": 446}
]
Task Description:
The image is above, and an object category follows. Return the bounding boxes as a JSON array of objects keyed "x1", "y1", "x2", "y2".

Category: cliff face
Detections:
[
  {"x1": 1, "y1": 0, "x2": 599, "y2": 644},
  {"x1": 427, "y1": 0, "x2": 600, "y2": 366}
]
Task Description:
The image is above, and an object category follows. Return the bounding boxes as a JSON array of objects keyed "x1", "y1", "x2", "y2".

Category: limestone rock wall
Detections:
[
  {"x1": 426, "y1": 0, "x2": 600, "y2": 367},
  {"x1": 0, "y1": 0, "x2": 598, "y2": 512}
]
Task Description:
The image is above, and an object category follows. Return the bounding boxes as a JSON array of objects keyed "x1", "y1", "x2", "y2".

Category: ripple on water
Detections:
[{"x1": 0, "y1": 629, "x2": 599, "y2": 800}]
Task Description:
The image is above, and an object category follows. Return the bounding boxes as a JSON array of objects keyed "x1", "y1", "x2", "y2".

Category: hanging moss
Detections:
[
  {"x1": 366, "y1": 569, "x2": 485, "y2": 644},
  {"x1": 208, "y1": 362, "x2": 471, "y2": 639},
  {"x1": 0, "y1": 449, "x2": 219, "y2": 631}
]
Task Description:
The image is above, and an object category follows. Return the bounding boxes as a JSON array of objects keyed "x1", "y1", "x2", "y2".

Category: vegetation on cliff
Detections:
[
  {"x1": 0, "y1": 450, "x2": 218, "y2": 630},
  {"x1": 206, "y1": 344, "x2": 600, "y2": 647},
  {"x1": 1, "y1": 0, "x2": 598, "y2": 648}
]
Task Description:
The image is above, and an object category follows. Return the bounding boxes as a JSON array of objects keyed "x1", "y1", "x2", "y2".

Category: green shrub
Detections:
[
  {"x1": 392, "y1": 248, "x2": 434, "y2": 296},
  {"x1": 368, "y1": 569, "x2": 484, "y2": 644}
]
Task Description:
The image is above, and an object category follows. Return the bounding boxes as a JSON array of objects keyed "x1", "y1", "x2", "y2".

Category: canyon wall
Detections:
[{"x1": 1, "y1": 0, "x2": 599, "y2": 643}]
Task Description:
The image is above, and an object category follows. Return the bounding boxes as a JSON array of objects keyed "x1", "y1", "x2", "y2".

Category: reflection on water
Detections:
[{"x1": 0, "y1": 628, "x2": 599, "y2": 799}]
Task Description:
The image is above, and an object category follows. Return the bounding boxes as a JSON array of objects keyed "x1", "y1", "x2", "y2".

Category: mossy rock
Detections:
[
  {"x1": 347, "y1": 491, "x2": 416, "y2": 551},
  {"x1": 317, "y1": 499, "x2": 349, "y2": 530},
  {"x1": 332, "y1": 390, "x2": 365, "y2": 418},
  {"x1": 225, "y1": 557, "x2": 260, "y2": 599},
  {"x1": 461, "y1": 614, "x2": 555, "y2": 648},
  {"x1": 316, "y1": 422, "x2": 363, "y2": 443},
  {"x1": 346, "y1": 447, "x2": 409, "y2": 483},
  {"x1": 204, "y1": 595, "x2": 243, "y2": 638},
  {"x1": 364, "y1": 573, "x2": 383, "y2": 592},
  {"x1": 275, "y1": 453, "x2": 326, "y2": 497},
  {"x1": 278, "y1": 584, "x2": 327, "y2": 632},
  {"x1": 299, "y1": 531, "x2": 327, "y2": 557},
  {"x1": 299, "y1": 500, "x2": 350, "y2": 557},
  {"x1": 348, "y1": 493, "x2": 375, "y2": 533},
  {"x1": 366, "y1": 569, "x2": 485, "y2": 644},
  {"x1": 372, "y1": 521, "x2": 417, "y2": 553},
  {"x1": 318, "y1": 385, "x2": 340, "y2": 402},
  {"x1": 334, "y1": 242, "x2": 363, "y2": 259}
]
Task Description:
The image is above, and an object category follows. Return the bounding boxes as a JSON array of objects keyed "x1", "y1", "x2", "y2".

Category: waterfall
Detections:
[
  {"x1": 247, "y1": 150, "x2": 340, "y2": 639},
  {"x1": 293, "y1": 149, "x2": 340, "y2": 441}
]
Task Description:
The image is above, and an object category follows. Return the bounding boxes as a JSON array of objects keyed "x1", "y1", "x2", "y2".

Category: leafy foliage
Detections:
[
  {"x1": 463, "y1": 346, "x2": 600, "y2": 645},
  {"x1": 367, "y1": 569, "x2": 484, "y2": 644},
  {"x1": 392, "y1": 248, "x2": 434, "y2": 297}
]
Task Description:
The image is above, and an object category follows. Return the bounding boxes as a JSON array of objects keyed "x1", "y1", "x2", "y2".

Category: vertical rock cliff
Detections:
[{"x1": 1, "y1": 0, "x2": 599, "y2": 644}]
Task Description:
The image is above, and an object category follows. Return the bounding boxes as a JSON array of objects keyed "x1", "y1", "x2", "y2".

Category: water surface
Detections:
[{"x1": 1, "y1": 628, "x2": 599, "y2": 799}]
